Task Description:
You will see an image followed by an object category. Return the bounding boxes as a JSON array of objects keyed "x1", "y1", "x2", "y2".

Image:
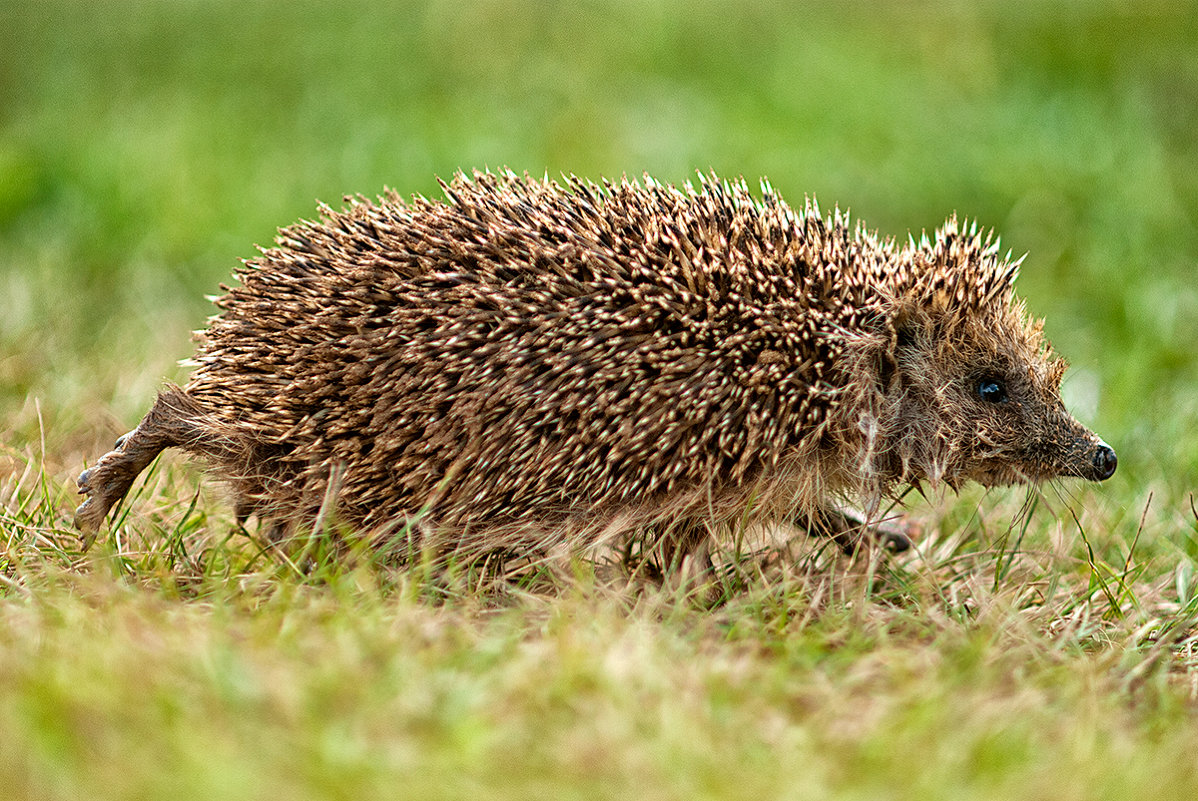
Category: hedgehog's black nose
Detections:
[{"x1": 1093, "y1": 444, "x2": 1117, "y2": 481}]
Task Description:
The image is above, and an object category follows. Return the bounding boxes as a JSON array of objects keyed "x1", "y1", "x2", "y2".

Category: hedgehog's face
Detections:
[{"x1": 887, "y1": 303, "x2": 1116, "y2": 490}]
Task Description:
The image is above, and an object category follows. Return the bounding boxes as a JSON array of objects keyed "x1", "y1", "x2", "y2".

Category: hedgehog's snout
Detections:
[
  {"x1": 1062, "y1": 432, "x2": 1117, "y2": 483},
  {"x1": 1091, "y1": 441, "x2": 1117, "y2": 481}
]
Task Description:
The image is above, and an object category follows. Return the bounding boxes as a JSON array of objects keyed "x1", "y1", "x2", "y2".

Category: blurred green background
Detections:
[{"x1": 2, "y1": 0, "x2": 1196, "y2": 492}]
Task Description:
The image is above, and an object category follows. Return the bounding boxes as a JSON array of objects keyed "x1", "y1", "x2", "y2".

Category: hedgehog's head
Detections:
[{"x1": 859, "y1": 218, "x2": 1116, "y2": 495}]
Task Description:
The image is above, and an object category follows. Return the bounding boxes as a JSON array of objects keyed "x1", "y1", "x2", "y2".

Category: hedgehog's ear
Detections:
[
  {"x1": 878, "y1": 342, "x2": 900, "y2": 391},
  {"x1": 889, "y1": 303, "x2": 924, "y2": 353},
  {"x1": 876, "y1": 305, "x2": 916, "y2": 390}
]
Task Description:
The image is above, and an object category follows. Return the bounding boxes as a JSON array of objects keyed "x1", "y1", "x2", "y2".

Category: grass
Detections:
[{"x1": 3, "y1": 0, "x2": 1198, "y2": 798}]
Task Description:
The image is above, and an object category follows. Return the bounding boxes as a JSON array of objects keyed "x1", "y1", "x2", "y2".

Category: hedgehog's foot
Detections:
[
  {"x1": 74, "y1": 387, "x2": 204, "y2": 547},
  {"x1": 75, "y1": 426, "x2": 169, "y2": 545},
  {"x1": 800, "y1": 506, "x2": 915, "y2": 554}
]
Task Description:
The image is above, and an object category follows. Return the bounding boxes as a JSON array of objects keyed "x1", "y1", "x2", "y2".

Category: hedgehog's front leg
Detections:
[
  {"x1": 799, "y1": 506, "x2": 915, "y2": 554},
  {"x1": 74, "y1": 387, "x2": 204, "y2": 545}
]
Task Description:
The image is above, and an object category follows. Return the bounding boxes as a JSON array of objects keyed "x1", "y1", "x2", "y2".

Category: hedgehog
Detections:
[{"x1": 75, "y1": 170, "x2": 1116, "y2": 567}]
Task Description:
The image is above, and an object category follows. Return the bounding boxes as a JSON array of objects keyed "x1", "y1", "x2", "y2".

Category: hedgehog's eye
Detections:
[{"x1": 977, "y1": 378, "x2": 1009, "y2": 404}]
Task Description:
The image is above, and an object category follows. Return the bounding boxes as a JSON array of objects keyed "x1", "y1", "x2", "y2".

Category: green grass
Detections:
[{"x1": 3, "y1": 0, "x2": 1198, "y2": 798}]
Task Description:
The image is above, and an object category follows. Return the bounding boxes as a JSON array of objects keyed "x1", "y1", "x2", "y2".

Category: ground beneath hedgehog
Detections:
[{"x1": 76, "y1": 171, "x2": 1116, "y2": 568}]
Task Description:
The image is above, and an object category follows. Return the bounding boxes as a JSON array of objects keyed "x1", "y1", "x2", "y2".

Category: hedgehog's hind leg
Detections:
[
  {"x1": 74, "y1": 387, "x2": 210, "y2": 544},
  {"x1": 75, "y1": 427, "x2": 171, "y2": 542}
]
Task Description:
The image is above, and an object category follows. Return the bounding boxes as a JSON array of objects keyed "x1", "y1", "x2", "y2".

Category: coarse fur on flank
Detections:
[{"x1": 75, "y1": 170, "x2": 1116, "y2": 565}]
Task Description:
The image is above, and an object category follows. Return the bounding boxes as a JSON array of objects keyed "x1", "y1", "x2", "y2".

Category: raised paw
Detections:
[
  {"x1": 73, "y1": 425, "x2": 165, "y2": 547},
  {"x1": 74, "y1": 448, "x2": 135, "y2": 544}
]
